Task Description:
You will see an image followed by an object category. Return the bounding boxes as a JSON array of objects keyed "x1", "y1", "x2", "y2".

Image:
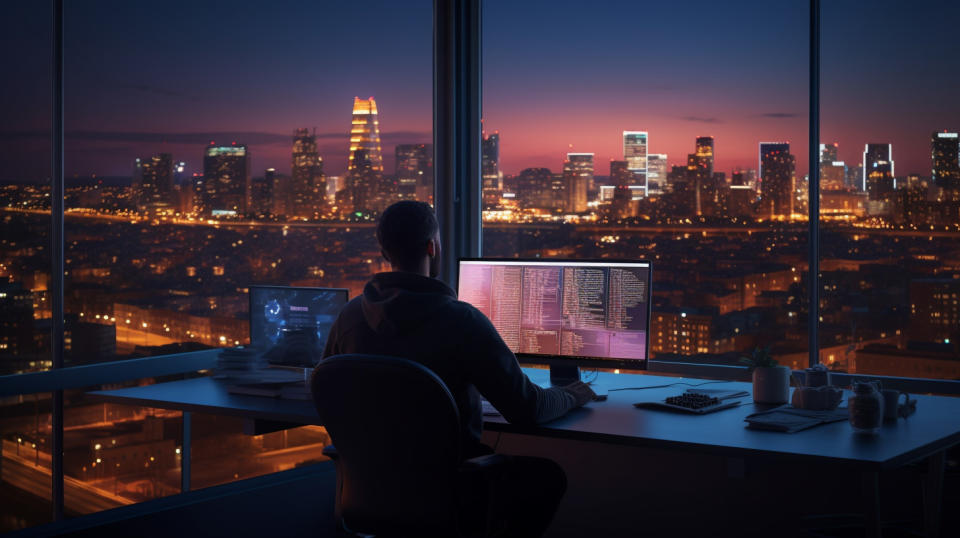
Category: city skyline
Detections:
[{"x1": 2, "y1": 1, "x2": 960, "y2": 181}]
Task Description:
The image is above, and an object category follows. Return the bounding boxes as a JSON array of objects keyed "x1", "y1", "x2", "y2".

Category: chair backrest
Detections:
[{"x1": 311, "y1": 354, "x2": 463, "y2": 536}]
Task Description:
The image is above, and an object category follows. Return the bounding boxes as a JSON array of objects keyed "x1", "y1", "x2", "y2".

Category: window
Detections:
[
  {"x1": 820, "y1": 0, "x2": 960, "y2": 380},
  {"x1": 481, "y1": 0, "x2": 811, "y2": 369}
]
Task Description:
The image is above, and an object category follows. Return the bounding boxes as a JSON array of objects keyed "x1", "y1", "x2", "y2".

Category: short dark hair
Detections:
[{"x1": 376, "y1": 201, "x2": 438, "y2": 269}]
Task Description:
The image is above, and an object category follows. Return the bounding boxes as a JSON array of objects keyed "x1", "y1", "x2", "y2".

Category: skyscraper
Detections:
[
  {"x1": 609, "y1": 160, "x2": 636, "y2": 219},
  {"x1": 862, "y1": 143, "x2": 895, "y2": 201},
  {"x1": 395, "y1": 143, "x2": 433, "y2": 202},
  {"x1": 482, "y1": 133, "x2": 501, "y2": 208},
  {"x1": 346, "y1": 97, "x2": 386, "y2": 214},
  {"x1": 516, "y1": 167, "x2": 555, "y2": 210},
  {"x1": 133, "y1": 153, "x2": 174, "y2": 213},
  {"x1": 250, "y1": 168, "x2": 276, "y2": 217},
  {"x1": 623, "y1": 131, "x2": 648, "y2": 199},
  {"x1": 819, "y1": 143, "x2": 845, "y2": 190},
  {"x1": 646, "y1": 153, "x2": 668, "y2": 195},
  {"x1": 202, "y1": 143, "x2": 249, "y2": 215},
  {"x1": 686, "y1": 136, "x2": 715, "y2": 215},
  {"x1": 291, "y1": 128, "x2": 324, "y2": 218},
  {"x1": 759, "y1": 142, "x2": 795, "y2": 218},
  {"x1": 348, "y1": 97, "x2": 384, "y2": 174},
  {"x1": 932, "y1": 131, "x2": 960, "y2": 198},
  {"x1": 563, "y1": 153, "x2": 592, "y2": 213}
]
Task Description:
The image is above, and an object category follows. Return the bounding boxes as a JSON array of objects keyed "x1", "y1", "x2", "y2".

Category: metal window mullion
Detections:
[
  {"x1": 51, "y1": 0, "x2": 65, "y2": 521},
  {"x1": 808, "y1": 0, "x2": 821, "y2": 367}
]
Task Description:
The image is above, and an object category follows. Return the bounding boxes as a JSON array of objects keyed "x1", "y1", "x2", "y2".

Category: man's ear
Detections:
[
  {"x1": 426, "y1": 239, "x2": 436, "y2": 257},
  {"x1": 380, "y1": 249, "x2": 391, "y2": 263}
]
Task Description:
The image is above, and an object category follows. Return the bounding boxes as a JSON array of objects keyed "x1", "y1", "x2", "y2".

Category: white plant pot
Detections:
[{"x1": 752, "y1": 366, "x2": 791, "y2": 404}]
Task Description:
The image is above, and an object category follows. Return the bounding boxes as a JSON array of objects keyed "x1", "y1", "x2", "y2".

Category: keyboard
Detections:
[{"x1": 633, "y1": 389, "x2": 746, "y2": 414}]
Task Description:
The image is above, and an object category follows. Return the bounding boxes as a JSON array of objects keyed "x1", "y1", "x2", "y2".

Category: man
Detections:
[{"x1": 322, "y1": 200, "x2": 595, "y2": 536}]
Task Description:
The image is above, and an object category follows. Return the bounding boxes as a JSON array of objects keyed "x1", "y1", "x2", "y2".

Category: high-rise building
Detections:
[
  {"x1": 516, "y1": 167, "x2": 554, "y2": 210},
  {"x1": 202, "y1": 143, "x2": 249, "y2": 215},
  {"x1": 685, "y1": 136, "x2": 715, "y2": 215},
  {"x1": 482, "y1": 133, "x2": 501, "y2": 208},
  {"x1": 819, "y1": 143, "x2": 846, "y2": 190},
  {"x1": 609, "y1": 160, "x2": 636, "y2": 219},
  {"x1": 291, "y1": 128, "x2": 324, "y2": 218},
  {"x1": 563, "y1": 153, "x2": 592, "y2": 213},
  {"x1": 346, "y1": 97, "x2": 387, "y2": 214},
  {"x1": 759, "y1": 142, "x2": 795, "y2": 218},
  {"x1": 863, "y1": 143, "x2": 895, "y2": 202},
  {"x1": 623, "y1": 131, "x2": 648, "y2": 199},
  {"x1": 250, "y1": 168, "x2": 276, "y2": 217},
  {"x1": 932, "y1": 132, "x2": 960, "y2": 199},
  {"x1": 646, "y1": 153, "x2": 668, "y2": 195},
  {"x1": 395, "y1": 143, "x2": 433, "y2": 202},
  {"x1": 133, "y1": 153, "x2": 174, "y2": 212}
]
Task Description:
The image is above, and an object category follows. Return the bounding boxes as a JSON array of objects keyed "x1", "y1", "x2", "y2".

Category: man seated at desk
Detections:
[{"x1": 322, "y1": 200, "x2": 595, "y2": 536}]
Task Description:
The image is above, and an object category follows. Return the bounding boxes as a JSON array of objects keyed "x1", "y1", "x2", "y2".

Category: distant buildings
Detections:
[
  {"x1": 201, "y1": 143, "x2": 249, "y2": 215},
  {"x1": 819, "y1": 143, "x2": 846, "y2": 190},
  {"x1": 395, "y1": 143, "x2": 433, "y2": 203},
  {"x1": 482, "y1": 133, "x2": 501, "y2": 208},
  {"x1": 563, "y1": 153, "x2": 592, "y2": 213},
  {"x1": 132, "y1": 153, "x2": 173, "y2": 213},
  {"x1": 932, "y1": 131, "x2": 960, "y2": 200},
  {"x1": 758, "y1": 142, "x2": 795, "y2": 218},
  {"x1": 646, "y1": 153, "x2": 668, "y2": 195},
  {"x1": 862, "y1": 143, "x2": 895, "y2": 202},
  {"x1": 290, "y1": 128, "x2": 325, "y2": 218},
  {"x1": 344, "y1": 97, "x2": 386, "y2": 214},
  {"x1": 623, "y1": 131, "x2": 648, "y2": 199}
]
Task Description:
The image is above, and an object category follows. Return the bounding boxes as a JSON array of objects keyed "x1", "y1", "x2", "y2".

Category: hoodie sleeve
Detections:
[{"x1": 462, "y1": 308, "x2": 577, "y2": 425}]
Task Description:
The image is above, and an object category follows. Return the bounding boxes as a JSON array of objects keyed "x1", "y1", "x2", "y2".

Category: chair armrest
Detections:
[
  {"x1": 459, "y1": 453, "x2": 508, "y2": 471},
  {"x1": 322, "y1": 444, "x2": 339, "y2": 460}
]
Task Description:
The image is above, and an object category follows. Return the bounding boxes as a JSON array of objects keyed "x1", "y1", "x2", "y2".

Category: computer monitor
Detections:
[
  {"x1": 248, "y1": 286, "x2": 348, "y2": 366},
  {"x1": 457, "y1": 259, "x2": 652, "y2": 383}
]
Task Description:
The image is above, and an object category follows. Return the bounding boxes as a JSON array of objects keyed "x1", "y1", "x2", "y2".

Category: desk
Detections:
[{"x1": 89, "y1": 369, "x2": 960, "y2": 537}]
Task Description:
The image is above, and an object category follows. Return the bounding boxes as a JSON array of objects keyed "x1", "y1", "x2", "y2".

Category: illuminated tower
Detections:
[
  {"x1": 202, "y1": 143, "x2": 249, "y2": 215},
  {"x1": 395, "y1": 143, "x2": 432, "y2": 202},
  {"x1": 646, "y1": 153, "x2": 668, "y2": 195},
  {"x1": 348, "y1": 97, "x2": 383, "y2": 174},
  {"x1": 819, "y1": 143, "x2": 845, "y2": 190},
  {"x1": 862, "y1": 143, "x2": 894, "y2": 201},
  {"x1": 482, "y1": 132, "x2": 501, "y2": 208},
  {"x1": 291, "y1": 128, "x2": 324, "y2": 218},
  {"x1": 623, "y1": 131, "x2": 648, "y2": 199},
  {"x1": 759, "y1": 142, "x2": 795, "y2": 218},
  {"x1": 346, "y1": 97, "x2": 386, "y2": 213},
  {"x1": 563, "y1": 153, "x2": 592, "y2": 213},
  {"x1": 133, "y1": 153, "x2": 173, "y2": 212},
  {"x1": 932, "y1": 132, "x2": 960, "y2": 199}
]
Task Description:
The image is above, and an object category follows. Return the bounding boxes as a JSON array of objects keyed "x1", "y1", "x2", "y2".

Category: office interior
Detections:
[{"x1": 2, "y1": 0, "x2": 960, "y2": 536}]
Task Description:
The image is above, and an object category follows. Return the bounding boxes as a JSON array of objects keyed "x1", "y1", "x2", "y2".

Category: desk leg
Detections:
[
  {"x1": 181, "y1": 411, "x2": 191, "y2": 493},
  {"x1": 861, "y1": 470, "x2": 881, "y2": 538},
  {"x1": 923, "y1": 450, "x2": 946, "y2": 538}
]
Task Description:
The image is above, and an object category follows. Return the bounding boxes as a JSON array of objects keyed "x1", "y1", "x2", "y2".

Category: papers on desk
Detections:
[
  {"x1": 217, "y1": 347, "x2": 310, "y2": 398},
  {"x1": 744, "y1": 406, "x2": 849, "y2": 433}
]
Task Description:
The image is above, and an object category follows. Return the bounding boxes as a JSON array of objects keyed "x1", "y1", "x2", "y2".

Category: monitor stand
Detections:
[{"x1": 549, "y1": 364, "x2": 580, "y2": 386}]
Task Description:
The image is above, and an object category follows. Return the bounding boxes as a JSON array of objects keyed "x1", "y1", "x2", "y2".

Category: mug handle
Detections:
[{"x1": 897, "y1": 391, "x2": 909, "y2": 416}]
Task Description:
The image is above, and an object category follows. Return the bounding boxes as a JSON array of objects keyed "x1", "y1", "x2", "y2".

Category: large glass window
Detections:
[
  {"x1": 62, "y1": 0, "x2": 433, "y2": 366},
  {"x1": 481, "y1": 0, "x2": 810, "y2": 369},
  {"x1": 820, "y1": 0, "x2": 960, "y2": 379}
]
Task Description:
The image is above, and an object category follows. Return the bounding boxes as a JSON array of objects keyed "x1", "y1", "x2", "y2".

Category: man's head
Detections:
[{"x1": 376, "y1": 201, "x2": 441, "y2": 277}]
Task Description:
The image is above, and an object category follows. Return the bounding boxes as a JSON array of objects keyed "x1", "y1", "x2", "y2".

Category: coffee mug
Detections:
[{"x1": 881, "y1": 389, "x2": 908, "y2": 421}]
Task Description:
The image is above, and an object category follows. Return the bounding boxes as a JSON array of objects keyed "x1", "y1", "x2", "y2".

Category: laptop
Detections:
[{"x1": 248, "y1": 285, "x2": 349, "y2": 367}]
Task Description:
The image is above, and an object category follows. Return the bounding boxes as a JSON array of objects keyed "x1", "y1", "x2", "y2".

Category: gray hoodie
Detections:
[{"x1": 322, "y1": 271, "x2": 576, "y2": 456}]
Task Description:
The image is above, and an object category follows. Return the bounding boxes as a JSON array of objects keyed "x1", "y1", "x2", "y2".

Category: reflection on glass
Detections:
[{"x1": 0, "y1": 393, "x2": 53, "y2": 532}]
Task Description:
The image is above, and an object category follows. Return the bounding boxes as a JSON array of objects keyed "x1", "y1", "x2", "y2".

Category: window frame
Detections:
[{"x1": 1, "y1": 0, "x2": 958, "y2": 528}]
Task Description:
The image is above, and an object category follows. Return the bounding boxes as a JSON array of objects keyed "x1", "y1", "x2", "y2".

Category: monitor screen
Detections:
[
  {"x1": 457, "y1": 259, "x2": 651, "y2": 364},
  {"x1": 248, "y1": 286, "x2": 348, "y2": 361}
]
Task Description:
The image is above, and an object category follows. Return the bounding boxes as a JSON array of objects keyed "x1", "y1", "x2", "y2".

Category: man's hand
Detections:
[{"x1": 562, "y1": 381, "x2": 597, "y2": 407}]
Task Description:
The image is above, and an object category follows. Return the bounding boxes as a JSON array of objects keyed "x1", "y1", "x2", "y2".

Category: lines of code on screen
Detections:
[{"x1": 459, "y1": 262, "x2": 648, "y2": 361}]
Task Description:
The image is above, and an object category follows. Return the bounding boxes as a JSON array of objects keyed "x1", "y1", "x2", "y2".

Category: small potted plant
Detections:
[{"x1": 741, "y1": 346, "x2": 790, "y2": 404}]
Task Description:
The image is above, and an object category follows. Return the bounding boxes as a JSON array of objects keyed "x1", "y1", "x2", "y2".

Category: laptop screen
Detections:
[{"x1": 248, "y1": 286, "x2": 348, "y2": 362}]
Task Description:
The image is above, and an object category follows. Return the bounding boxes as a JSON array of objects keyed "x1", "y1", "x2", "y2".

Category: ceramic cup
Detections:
[{"x1": 881, "y1": 389, "x2": 908, "y2": 421}]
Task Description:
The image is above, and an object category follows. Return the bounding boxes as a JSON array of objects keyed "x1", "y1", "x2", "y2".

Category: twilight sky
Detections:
[{"x1": 1, "y1": 0, "x2": 958, "y2": 182}]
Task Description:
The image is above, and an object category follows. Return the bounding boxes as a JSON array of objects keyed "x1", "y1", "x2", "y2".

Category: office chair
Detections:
[{"x1": 311, "y1": 354, "x2": 510, "y2": 538}]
